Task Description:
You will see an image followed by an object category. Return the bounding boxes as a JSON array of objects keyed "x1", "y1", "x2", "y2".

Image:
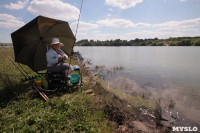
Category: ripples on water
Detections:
[{"x1": 75, "y1": 46, "x2": 200, "y2": 127}]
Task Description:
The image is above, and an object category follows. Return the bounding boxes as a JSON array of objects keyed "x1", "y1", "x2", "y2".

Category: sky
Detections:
[{"x1": 0, "y1": 0, "x2": 200, "y2": 43}]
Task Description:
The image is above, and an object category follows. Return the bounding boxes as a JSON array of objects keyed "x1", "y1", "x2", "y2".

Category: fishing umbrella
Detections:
[{"x1": 11, "y1": 15, "x2": 76, "y2": 72}]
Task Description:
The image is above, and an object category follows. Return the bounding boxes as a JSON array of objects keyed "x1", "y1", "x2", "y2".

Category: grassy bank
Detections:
[
  {"x1": 0, "y1": 48, "x2": 114, "y2": 132},
  {"x1": 0, "y1": 48, "x2": 170, "y2": 132},
  {"x1": 0, "y1": 92, "x2": 113, "y2": 132}
]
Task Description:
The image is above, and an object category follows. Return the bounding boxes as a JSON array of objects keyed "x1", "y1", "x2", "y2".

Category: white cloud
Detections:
[
  {"x1": 78, "y1": 33, "x2": 119, "y2": 41},
  {"x1": 97, "y1": 18, "x2": 150, "y2": 28},
  {"x1": 97, "y1": 18, "x2": 134, "y2": 28},
  {"x1": 97, "y1": 17, "x2": 200, "y2": 31},
  {"x1": 135, "y1": 22, "x2": 151, "y2": 28},
  {"x1": 81, "y1": 30, "x2": 195, "y2": 41},
  {"x1": 80, "y1": 17, "x2": 200, "y2": 41},
  {"x1": 93, "y1": 30, "x2": 101, "y2": 34},
  {"x1": 0, "y1": 14, "x2": 16, "y2": 20},
  {"x1": 153, "y1": 18, "x2": 200, "y2": 31},
  {"x1": 69, "y1": 27, "x2": 200, "y2": 41},
  {"x1": 123, "y1": 31, "x2": 173, "y2": 40},
  {"x1": 106, "y1": 14, "x2": 112, "y2": 18},
  {"x1": 105, "y1": 0, "x2": 143, "y2": 9},
  {"x1": 5, "y1": 0, "x2": 29, "y2": 10},
  {"x1": 71, "y1": 21, "x2": 99, "y2": 32},
  {"x1": 78, "y1": 31, "x2": 155, "y2": 41},
  {"x1": 0, "y1": 14, "x2": 25, "y2": 28},
  {"x1": 27, "y1": 0, "x2": 80, "y2": 21}
]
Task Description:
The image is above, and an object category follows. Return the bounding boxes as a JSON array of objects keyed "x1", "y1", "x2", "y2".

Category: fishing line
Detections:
[
  {"x1": 3, "y1": 50, "x2": 31, "y2": 77},
  {"x1": 17, "y1": 62, "x2": 31, "y2": 77},
  {"x1": 74, "y1": 0, "x2": 84, "y2": 39},
  {"x1": 68, "y1": 0, "x2": 84, "y2": 81},
  {"x1": 0, "y1": 47, "x2": 27, "y2": 78},
  {"x1": 0, "y1": 47, "x2": 32, "y2": 78},
  {"x1": 0, "y1": 47, "x2": 26, "y2": 77}
]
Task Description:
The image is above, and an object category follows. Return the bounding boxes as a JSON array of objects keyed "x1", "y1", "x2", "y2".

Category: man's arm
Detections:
[{"x1": 46, "y1": 50, "x2": 59, "y2": 66}]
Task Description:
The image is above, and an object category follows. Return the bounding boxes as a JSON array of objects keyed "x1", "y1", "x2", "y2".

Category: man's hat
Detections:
[{"x1": 50, "y1": 38, "x2": 64, "y2": 46}]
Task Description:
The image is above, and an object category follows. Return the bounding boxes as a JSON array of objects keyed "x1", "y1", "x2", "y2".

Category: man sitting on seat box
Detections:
[{"x1": 46, "y1": 38, "x2": 73, "y2": 82}]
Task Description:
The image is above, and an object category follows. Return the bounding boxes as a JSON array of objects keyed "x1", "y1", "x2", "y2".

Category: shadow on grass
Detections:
[
  {"x1": 0, "y1": 77, "x2": 31, "y2": 108},
  {"x1": 0, "y1": 75, "x2": 82, "y2": 108}
]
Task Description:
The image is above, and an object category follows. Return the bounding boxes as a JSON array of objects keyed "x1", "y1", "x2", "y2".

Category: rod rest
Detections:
[{"x1": 21, "y1": 76, "x2": 36, "y2": 82}]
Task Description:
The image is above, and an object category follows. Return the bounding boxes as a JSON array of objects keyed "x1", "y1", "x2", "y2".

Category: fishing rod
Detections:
[
  {"x1": 69, "y1": 0, "x2": 83, "y2": 58},
  {"x1": 0, "y1": 47, "x2": 49, "y2": 101},
  {"x1": 0, "y1": 47, "x2": 36, "y2": 81},
  {"x1": 68, "y1": 0, "x2": 84, "y2": 87},
  {"x1": 75, "y1": 0, "x2": 84, "y2": 39},
  {"x1": 17, "y1": 62, "x2": 32, "y2": 77},
  {"x1": 0, "y1": 47, "x2": 27, "y2": 78}
]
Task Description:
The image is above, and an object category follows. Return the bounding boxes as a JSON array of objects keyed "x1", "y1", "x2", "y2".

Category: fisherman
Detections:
[{"x1": 46, "y1": 38, "x2": 74, "y2": 82}]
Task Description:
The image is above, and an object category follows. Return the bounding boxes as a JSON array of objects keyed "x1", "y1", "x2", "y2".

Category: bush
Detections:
[{"x1": 195, "y1": 41, "x2": 200, "y2": 46}]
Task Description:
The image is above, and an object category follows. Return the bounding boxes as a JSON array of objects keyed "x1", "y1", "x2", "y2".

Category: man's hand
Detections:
[
  {"x1": 62, "y1": 55, "x2": 67, "y2": 60},
  {"x1": 58, "y1": 55, "x2": 66, "y2": 61}
]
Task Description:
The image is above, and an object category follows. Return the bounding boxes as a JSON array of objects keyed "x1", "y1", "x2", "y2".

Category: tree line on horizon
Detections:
[{"x1": 75, "y1": 36, "x2": 200, "y2": 46}]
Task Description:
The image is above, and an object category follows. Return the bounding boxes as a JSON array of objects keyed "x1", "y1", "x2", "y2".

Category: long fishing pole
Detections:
[
  {"x1": 75, "y1": 0, "x2": 83, "y2": 39},
  {"x1": 0, "y1": 47, "x2": 27, "y2": 78},
  {"x1": 17, "y1": 62, "x2": 31, "y2": 77},
  {"x1": 0, "y1": 47, "x2": 33, "y2": 80},
  {"x1": 0, "y1": 47, "x2": 48, "y2": 102},
  {"x1": 68, "y1": 0, "x2": 84, "y2": 72}
]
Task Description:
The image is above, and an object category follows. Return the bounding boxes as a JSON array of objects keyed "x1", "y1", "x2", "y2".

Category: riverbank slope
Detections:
[{"x1": 0, "y1": 48, "x2": 170, "y2": 132}]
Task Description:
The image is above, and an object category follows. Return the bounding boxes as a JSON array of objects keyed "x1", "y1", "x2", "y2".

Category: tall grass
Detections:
[
  {"x1": 0, "y1": 48, "x2": 114, "y2": 132},
  {"x1": 0, "y1": 93, "x2": 113, "y2": 132}
]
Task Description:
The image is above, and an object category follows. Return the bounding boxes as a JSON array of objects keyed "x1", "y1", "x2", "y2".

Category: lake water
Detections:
[{"x1": 74, "y1": 46, "x2": 200, "y2": 126}]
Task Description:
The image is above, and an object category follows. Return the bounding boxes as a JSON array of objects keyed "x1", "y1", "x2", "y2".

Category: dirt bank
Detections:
[{"x1": 73, "y1": 55, "x2": 172, "y2": 133}]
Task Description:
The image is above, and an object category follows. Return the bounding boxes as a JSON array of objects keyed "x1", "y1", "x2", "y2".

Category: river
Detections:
[{"x1": 74, "y1": 46, "x2": 200, "y2": 127}]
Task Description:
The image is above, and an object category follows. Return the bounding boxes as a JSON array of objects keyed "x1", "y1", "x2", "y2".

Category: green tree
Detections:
[
  {"x1": 181, "y1": 40, "x2": 191, "y2": 46},
  {"x1": 195, "y1": 41, "x2": 200, "y2": 46}
]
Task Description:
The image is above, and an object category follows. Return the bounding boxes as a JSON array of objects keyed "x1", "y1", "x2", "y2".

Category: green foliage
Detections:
[
  {"x1": 0, "y1": 92, "x2": 113, "y2": 132},
  {"x1": 195, "y1": 40, "x2": 200, "y2": 46},
  {"x1": 180, "y1": 39, "x2": 191, "y2": 46},
  {"x1": 75, "y1": 36, "x2": 200, "y2": 46}
]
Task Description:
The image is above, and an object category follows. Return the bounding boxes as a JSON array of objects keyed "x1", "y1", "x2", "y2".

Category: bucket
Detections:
[
  {"x1": 70, "y1": 74, "x2": 80, "y2": 84},
  {"x1": 34, "y1": 76, "x2": 42, "y2": 87}
]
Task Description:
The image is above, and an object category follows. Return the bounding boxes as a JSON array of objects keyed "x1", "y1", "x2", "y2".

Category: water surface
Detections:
[{"x1": 74, "y1": 46, "x2": 200, "y2": 126}]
